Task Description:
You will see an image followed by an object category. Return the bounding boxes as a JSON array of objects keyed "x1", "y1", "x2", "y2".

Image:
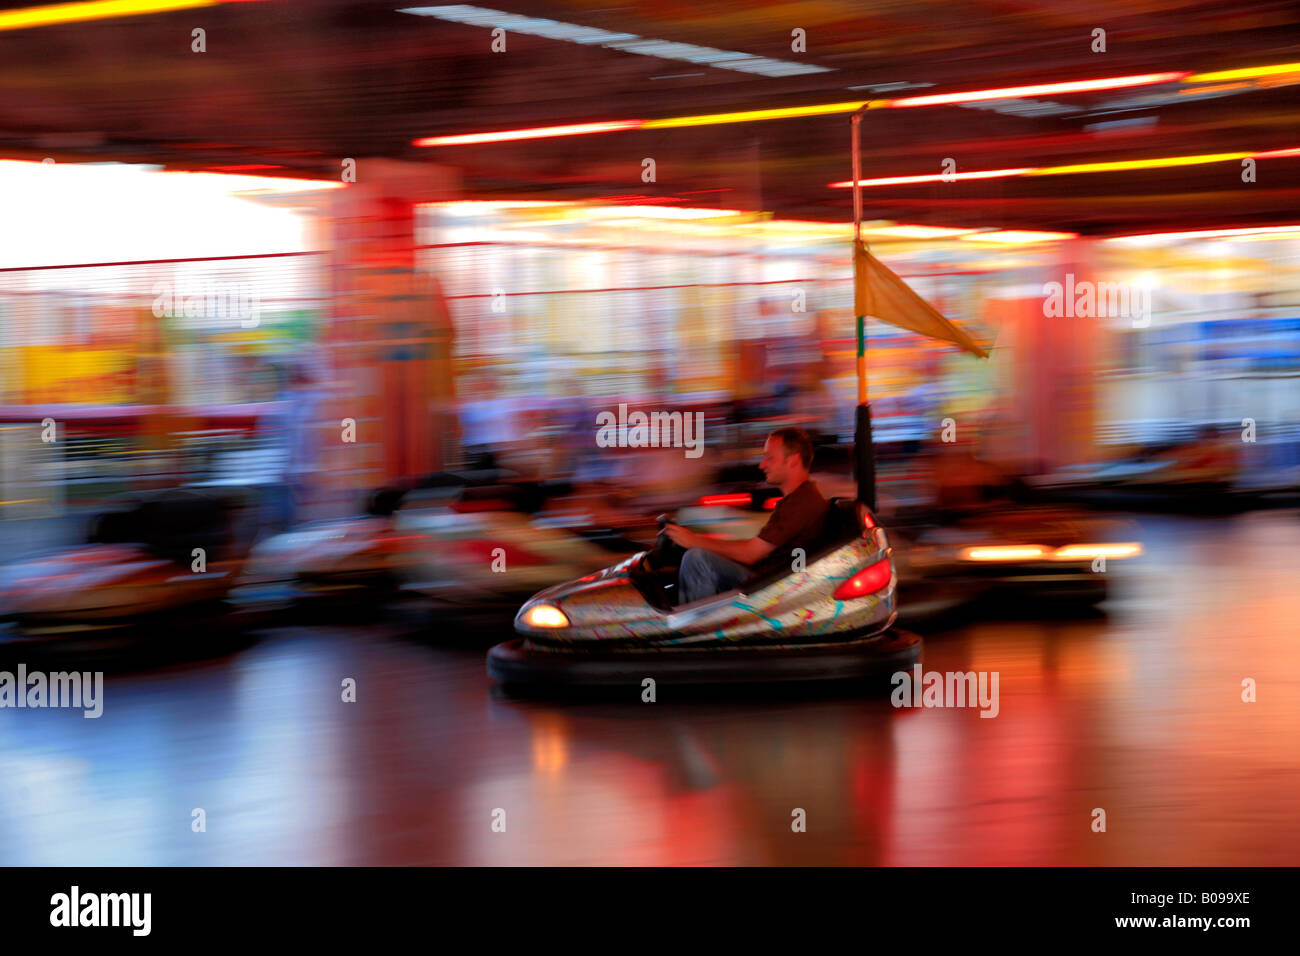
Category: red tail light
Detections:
[{"x1": 832, "y1": 558, "x2": 893, "y2": 601}]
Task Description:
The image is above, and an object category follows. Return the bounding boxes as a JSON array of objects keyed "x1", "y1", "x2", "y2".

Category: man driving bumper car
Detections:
[{"x1": 665, "y1": 427, "x2": 829, "y2": 604}]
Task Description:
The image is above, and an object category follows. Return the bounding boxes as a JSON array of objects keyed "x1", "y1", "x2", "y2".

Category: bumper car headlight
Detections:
[
  {"x1": 523, "y1": 603, "x2": 569, "y2": 628},
  {"x1": 960, "y1": 545, "x2": 1048, "y2": 562},
  {"x1": 1052, "y1": 543, "x2": 1143, "y2": 561}
]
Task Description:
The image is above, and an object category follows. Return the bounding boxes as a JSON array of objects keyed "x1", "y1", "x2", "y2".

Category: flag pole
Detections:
[{"x1": 851, "y1": 106, "x2": 877, "y2": 510}]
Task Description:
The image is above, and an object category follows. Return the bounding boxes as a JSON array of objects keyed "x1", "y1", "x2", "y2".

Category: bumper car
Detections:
[
  {"x1": 888, "y1": 505, "x2": 1142, "y2": 618},
  {"x1": 399, "y1": 507, "x2": 652, "y2": 613},
  {"x1": 1025, "y1": 428, "x2": 1253, "y2": 514},
  {"x1": 487, "y1": 498, "x2": 920, "y2": 688},
  {"x1": 397, "y1": 474, "x2": 661, "y2": 615},
  {"x1": 1027, "y1": 458, "x2": 1246, "y2": 513},
  {"x1": 235, "y1": 468, "x2": 656, "y2": 618},
  {"x1": 0, "y1": 487, "x2": 256, "y2": 657},
  {"x1": 232, "y1": 512, "x2": 416, "y2": 616},
  {"x1": 232, "y1": 479, "x2": 441, "y2": 615}
]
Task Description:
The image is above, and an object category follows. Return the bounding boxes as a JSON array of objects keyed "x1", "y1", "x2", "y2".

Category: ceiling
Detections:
[{"x1": 2, "y1": 0, "x2": 1300, "y2": 234}]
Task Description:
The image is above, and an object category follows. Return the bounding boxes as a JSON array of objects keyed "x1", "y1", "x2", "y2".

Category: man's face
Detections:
[{"x1": 760, "y1": 437, "x2": 792, "y2": 486}]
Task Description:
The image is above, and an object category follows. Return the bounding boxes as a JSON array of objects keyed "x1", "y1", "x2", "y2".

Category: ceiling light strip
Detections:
[
  {"x1": 414, "y1": 120, "x2": 643, "y2": 147},
  {"x1": 398, "y1": 5, "x2": 829, "y2": 77},
  {"x1": 1188, "y1": 62, "x2": 1300, "y2": 83},
  {"x1": 831, "y1": 146, "x2": 1299, "y2": 188},
  {"x1": 415, "y1": 71, "x2": 1190, "y2": 147},
  {"x1": 0, "y1": 0, "x2": 219, "y2": 31},
  {"x1": 885, "y1": 72, "x2": 1187, "y2": 108}
]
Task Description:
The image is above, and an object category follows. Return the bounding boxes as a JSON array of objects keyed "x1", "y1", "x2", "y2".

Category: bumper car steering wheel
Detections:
[{"x1": 645, "y1": 513, "x2": 688, "y2": 571}]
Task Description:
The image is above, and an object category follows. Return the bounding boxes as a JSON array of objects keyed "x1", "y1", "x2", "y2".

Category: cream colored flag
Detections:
[{"x1": 854, "y1": 240, "x2": 989, "y2": 358}]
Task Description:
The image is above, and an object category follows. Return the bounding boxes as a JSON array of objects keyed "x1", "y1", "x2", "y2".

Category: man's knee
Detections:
[
  {"x1": 680, "y1": 547, "x2": 708, "y2": 574},
  {"x1": 681, "y1": 548, "x2": 746, "y2": 592},
  {"x1": 679, "y1": 547, "x2": 723, "y2": 603}
]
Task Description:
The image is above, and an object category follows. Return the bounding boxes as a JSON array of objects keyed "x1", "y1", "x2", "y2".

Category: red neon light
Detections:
[{"x1": 697, "y1": 493, "x2": 752, "y2": 507}]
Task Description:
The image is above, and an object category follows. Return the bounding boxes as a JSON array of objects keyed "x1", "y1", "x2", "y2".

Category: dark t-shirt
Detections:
[{"x1": 752, "y1": 479, "x2": 829, "y2": 577}]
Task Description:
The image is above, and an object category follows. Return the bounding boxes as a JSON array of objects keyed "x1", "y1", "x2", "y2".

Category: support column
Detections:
[
  {"x1": 323, "y1": 160, "x2": 460, "y2": 504},
  {"x1": 982, "y1": 239, "x2": 1106, "y2": 474}
]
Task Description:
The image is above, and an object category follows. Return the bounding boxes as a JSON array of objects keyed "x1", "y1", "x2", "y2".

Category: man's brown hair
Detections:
[{"x1": 769, "y1": 427, "x2": 814, "y2": 470}]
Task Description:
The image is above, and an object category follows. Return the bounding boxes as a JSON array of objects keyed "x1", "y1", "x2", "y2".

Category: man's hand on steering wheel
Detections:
[{"x1": 663, "y1": 523, "x2": 702, "y2": 550}]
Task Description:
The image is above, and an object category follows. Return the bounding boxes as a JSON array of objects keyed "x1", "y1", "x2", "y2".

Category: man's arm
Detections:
[{"x1": 664, "y1": 524, "x2": 775, "y2": 567}]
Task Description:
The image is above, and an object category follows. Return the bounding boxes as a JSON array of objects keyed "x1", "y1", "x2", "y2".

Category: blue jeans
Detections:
[{"x1": 678, "y1": 548, "x2": 750, "y2": 604}]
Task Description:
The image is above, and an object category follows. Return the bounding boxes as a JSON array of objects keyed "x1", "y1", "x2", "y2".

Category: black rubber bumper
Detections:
[{"x1": 486, "y1": 629, "x2": 922, "y2": 688}]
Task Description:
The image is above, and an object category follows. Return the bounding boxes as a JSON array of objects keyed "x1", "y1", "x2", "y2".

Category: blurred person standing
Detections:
[
  {"x1": 458, "y1": 368, "x2": 521, "y2": 470},
  {"x1": 548, "y1": 376, "x2": 596, "y2": 482},
  {"x1": 265, "y1": 359, "x2": 323, "y2": 530}
]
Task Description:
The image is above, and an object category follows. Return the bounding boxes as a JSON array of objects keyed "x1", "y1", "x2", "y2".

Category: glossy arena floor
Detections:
[{"x1": 1, "y1": 511, "x2": 1297, "y2": 865}]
